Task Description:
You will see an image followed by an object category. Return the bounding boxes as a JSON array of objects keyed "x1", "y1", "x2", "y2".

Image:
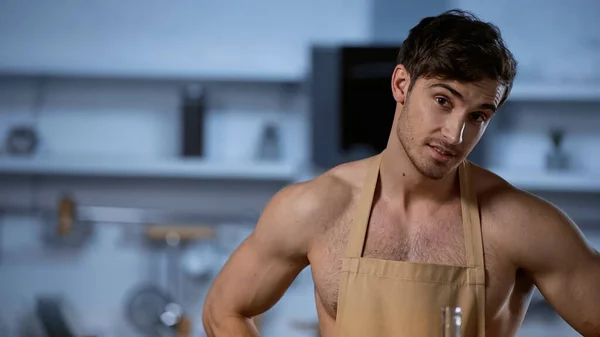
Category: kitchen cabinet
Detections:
[{"x1": 0, "y1": 0, "x2": 370, "y2": 82}]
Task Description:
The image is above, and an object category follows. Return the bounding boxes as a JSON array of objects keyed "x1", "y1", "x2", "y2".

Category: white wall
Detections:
[{"x1": 455, "y1": 0, "x2": 600, "y2": 83}]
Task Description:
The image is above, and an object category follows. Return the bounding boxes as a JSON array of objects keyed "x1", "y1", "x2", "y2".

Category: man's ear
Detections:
[{"x1": 391, "y1": 64, "x2": 411, "y2": 104}]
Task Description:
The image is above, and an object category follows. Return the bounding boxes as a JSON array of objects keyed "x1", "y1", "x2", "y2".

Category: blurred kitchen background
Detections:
[{"x1": 0, "y1": 0, "x2": 599, "y2": 336}]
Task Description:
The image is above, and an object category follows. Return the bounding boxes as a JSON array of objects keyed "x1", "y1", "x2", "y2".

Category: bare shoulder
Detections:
[
  {"x1": 256, "y1": 156, "x2": 373, "y2": 253},
  {"x1": 469, "y1": 163, "x2": 571, "y2": 226},
  {"x1": 469, "y1": 163, "x2": 592, "y2": 268}
]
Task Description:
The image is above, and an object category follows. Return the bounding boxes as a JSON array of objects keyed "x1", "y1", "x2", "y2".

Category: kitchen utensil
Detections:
[
  {"x1": 145, "y1": 225, "x2": 215, "y2": 241},
  {"x1": 35, "y1": 296, "x2": 87, "y2": 337},
  {"x1": 181, "y1": 241, "x2": 222, "y2": 281},
  {"x1": 5, "y1": 125, "x2": 39, "y2": 156},
  {"x1": 546, "y1": 128, "x2": 569, "y2": 171},
  {"x1": 41, "y1": 195, "x2": 93, "y2": 249},
  {"x1": 125, "y1": 284, "x2": 178, "y2": 337},
  {"x1": 256, "y1": 122, "x2": 281, "y2": 161},
  {"x1": 144, "y1": 225, "x2": 215, "y2": 337}
]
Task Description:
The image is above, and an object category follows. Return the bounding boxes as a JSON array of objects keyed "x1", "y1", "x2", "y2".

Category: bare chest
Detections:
[
  {"x1": 311, "y1": 205, "x2": 465, "y2": 311},
  {"x1": 361, "y1": 206, "x2": 467, "y2": 265},
  {"x1": 309, "y1": 204, "x2": 525, "y2": 329}
]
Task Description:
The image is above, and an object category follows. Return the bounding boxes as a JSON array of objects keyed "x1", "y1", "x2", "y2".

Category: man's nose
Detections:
[{"x1": 441, "y1": 117, "x2": 465, "y2": 145}]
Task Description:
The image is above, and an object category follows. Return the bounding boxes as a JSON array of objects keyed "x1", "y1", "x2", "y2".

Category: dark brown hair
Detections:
[{"x1": 398, "y1": 9, "x2": 517, "y2": 105}]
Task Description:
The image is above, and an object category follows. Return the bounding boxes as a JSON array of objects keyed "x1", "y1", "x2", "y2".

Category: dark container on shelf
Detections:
[{"x1": 180, "y1": 84, "x2": 206, "y2": 157}]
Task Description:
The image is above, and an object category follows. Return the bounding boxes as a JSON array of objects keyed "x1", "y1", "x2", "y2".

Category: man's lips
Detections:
[{"x1": 428, "y1": 144, "x2": 457, "y2": 156}]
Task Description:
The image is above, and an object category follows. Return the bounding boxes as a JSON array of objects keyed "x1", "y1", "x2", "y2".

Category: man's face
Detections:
[{"x1": 394, "y1": 74, "x2": 504, "y2": 180}]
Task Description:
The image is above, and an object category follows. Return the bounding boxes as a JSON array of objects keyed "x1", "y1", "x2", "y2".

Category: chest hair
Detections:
[{"x1": 314, "y1": 201, "x2": 467, "y2": 318}]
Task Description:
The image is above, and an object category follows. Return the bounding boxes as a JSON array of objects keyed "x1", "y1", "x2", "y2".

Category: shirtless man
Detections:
[{"x1": 203, "y1": 10, "x2": 600, "y2": 337}]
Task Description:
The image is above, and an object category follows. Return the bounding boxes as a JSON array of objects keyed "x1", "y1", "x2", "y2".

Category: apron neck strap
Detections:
[
  {"x1": 344, "y1": 152, "x2": 383, "y2": 258},
  {"x1": 459, "y1": 161, "x2": 485, "y2": 269},
  {"x1": 344, "y1": 153, "x2": 484, "y2": 270}
]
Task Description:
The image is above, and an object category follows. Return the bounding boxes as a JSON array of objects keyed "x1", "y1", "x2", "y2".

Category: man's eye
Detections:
[
  {"x1": 436, "y1": 97, "x2": 449, "y2": 106},
  {"x1": 471, "y1": 113, "x2": 487, "y2": 122}
]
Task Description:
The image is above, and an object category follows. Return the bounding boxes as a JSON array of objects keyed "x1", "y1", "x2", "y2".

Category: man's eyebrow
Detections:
[
  {"x1": 480, "y1": 103, "x2": 497, "y2": 113},
  {"x1": 428, "y1": 83, "x2": 464, "y2": 99},
  {"x1": 428, "y1": 83, "x2": 497, "y2": 112}
]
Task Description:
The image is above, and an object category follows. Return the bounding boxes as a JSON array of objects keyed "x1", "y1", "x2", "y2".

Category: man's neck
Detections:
[{"x1": 379, "y1": 145, "x2": 460, "y2": 210}]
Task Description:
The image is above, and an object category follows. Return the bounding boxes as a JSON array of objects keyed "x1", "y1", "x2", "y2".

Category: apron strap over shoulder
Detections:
[
  {"x1": 344, "y1": 153, "x2": 383, "y2": 258},
  {"x1": 459, "y1": 161, "x2": 485, "y2": 269}
]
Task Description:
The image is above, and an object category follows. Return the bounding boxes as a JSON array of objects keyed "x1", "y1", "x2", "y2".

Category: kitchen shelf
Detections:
[
  {"x1": 0, "y1": 156, "x2": 300, "y2": 182},
  {"x1": 0, "y1": 65, "x2": 305, "y2": 84},
  {"x1": 489, "y1": 167, "x2": 600, "y2": 193},
  {"x1": 509, "y1": 83, "x2": 600, "y2": 101}
]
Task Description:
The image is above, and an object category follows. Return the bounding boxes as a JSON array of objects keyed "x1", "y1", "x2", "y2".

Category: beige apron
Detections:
[{"x1": 334, "y1": 152, "x2": 486, "y2": 337}]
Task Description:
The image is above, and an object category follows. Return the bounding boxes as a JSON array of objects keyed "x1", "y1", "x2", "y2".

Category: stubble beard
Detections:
[{"x1": 396, "y1": 104, "x2": 455, "y2": 181}]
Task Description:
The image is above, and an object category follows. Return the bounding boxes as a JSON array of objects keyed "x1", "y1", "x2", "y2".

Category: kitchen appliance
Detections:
[{"x1": 310, "y1": 45, "x2": 399, "y2": 170}]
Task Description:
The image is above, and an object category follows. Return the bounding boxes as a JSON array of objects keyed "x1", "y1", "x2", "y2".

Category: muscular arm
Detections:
[
  {"x1": 202, "y1": 183, "x2": 317, "y2": 336},
  {"x1": 506, "y1": 192, "x2": 600, "y2": 336}
]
